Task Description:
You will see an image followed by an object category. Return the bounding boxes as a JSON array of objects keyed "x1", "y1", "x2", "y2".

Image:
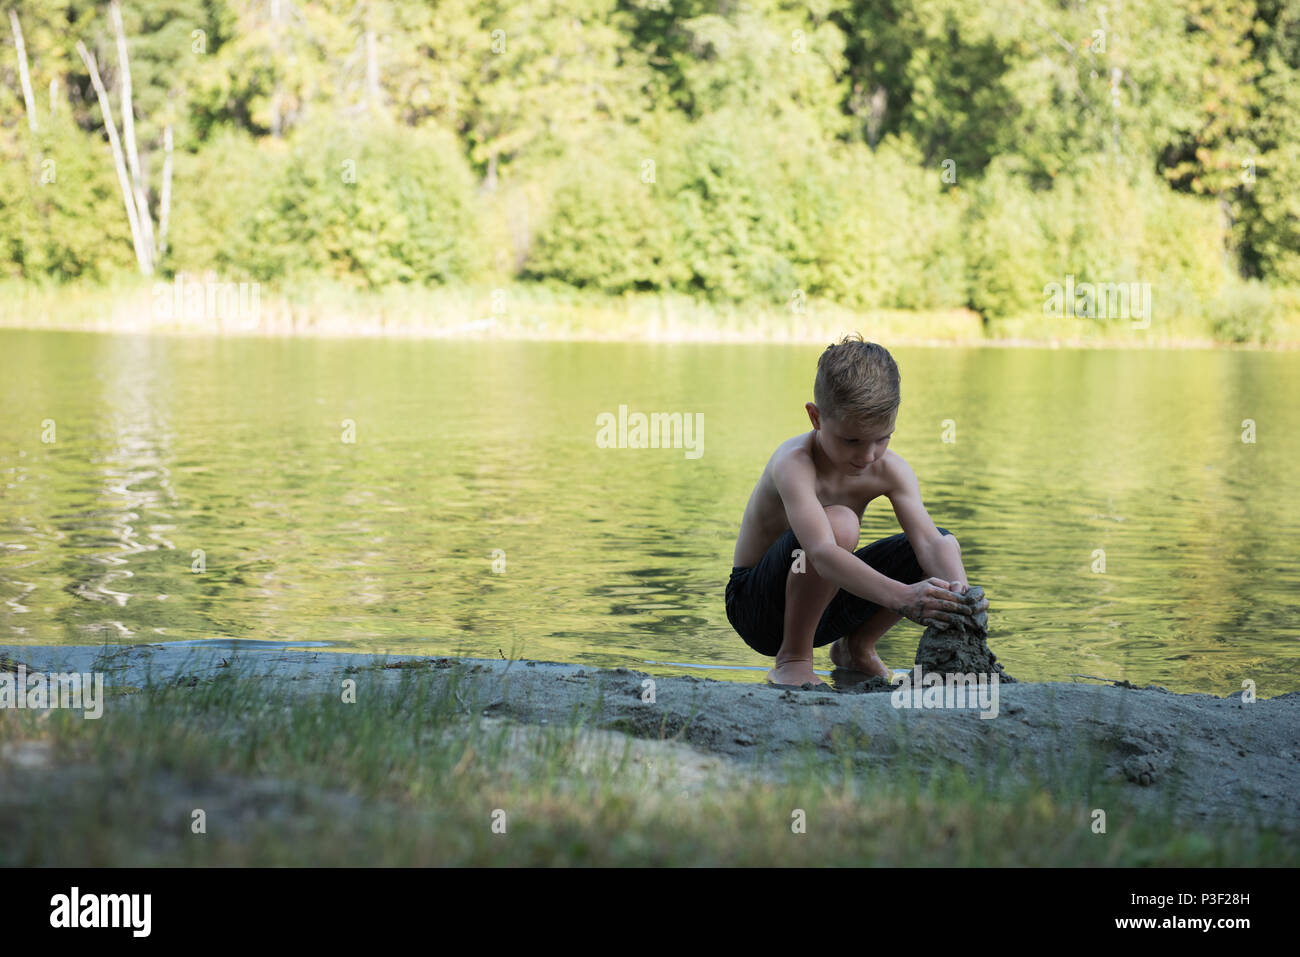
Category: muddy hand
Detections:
[
  {"x1": 953, "y1": 583, "x2": 989, "y2": 616},
  {"x1": 941, "y1": 579, "x2": 987, "y2": 616},
  {"x1": 897, "y1": 577, "x2": 973, "y2": 630},
  {"x1": 955, "y1": 583, "x2": 990, "y2": 633}
]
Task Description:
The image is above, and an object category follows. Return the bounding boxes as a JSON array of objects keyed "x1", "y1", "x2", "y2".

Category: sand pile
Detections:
[{"x1": 912, "y1": 585, "x2": 1016, "y2": 682}]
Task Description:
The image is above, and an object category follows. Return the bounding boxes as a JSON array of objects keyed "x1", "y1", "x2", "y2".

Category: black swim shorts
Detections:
[{"x1": 725, "y1": 525, "x2": 951, "y2": 657}]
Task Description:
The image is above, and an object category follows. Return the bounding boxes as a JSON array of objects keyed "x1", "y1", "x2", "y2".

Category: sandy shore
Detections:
[{"x1": 5, "y1": 641, "x2": 1298, "y2": 834}]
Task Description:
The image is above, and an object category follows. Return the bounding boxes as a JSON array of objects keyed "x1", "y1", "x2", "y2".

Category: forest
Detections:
[{"x1": 2, "y1": 0, "x2": 1297, "y2": 338}]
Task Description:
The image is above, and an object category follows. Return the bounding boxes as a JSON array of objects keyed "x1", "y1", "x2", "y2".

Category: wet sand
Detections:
[{"x1": 4, "y1": 642, "x2": 1298, "y2": 833}]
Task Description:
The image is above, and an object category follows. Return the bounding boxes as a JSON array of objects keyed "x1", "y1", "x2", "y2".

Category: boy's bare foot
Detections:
[
  {"x1": 766, "y1": 656, "x2": 826, "y2": 687},
  {"x1": 829, "y1": 637, "x2": 891, "y2": 679}
]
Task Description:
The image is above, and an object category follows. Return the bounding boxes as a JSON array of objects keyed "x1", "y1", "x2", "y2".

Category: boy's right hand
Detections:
[{"x1": 895, "y1": 578, "x2": 973, "y2": 630}]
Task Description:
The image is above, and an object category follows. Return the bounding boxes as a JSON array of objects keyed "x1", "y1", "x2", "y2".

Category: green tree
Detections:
[
  {"x1": 227, "y1": 116, "x2": 482, "y2": 287},
  {"x1": 1235, "y1": 0, "x2": 1300, "y2": 282}
]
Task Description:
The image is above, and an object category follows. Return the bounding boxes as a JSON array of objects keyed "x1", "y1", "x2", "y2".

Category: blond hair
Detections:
[{"x1": 813, "y1": 333, "x2": 900, "y2": 423}]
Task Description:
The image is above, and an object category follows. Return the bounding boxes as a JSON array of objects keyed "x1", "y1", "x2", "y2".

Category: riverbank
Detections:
[
  {"x1": 2, "y1": 642, "x2": 1295, "y2": 865},
  {"x1": 2, "y1": 279, "x2": 1298, "y2": 349}
]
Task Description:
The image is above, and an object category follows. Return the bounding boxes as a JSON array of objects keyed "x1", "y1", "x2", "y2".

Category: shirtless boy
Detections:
[{"x1": 725, "y1": 334, "x2": 988, "y2": 688}]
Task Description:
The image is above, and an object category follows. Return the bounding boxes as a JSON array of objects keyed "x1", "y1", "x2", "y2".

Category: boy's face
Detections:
[{"x1": 806, "y1": 404, "x2": 895, "y2": 474}]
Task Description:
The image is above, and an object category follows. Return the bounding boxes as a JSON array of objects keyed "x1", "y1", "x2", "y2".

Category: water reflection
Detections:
[{"x1": 1, "y1": 331, "x2": 1297, "y2": 696}]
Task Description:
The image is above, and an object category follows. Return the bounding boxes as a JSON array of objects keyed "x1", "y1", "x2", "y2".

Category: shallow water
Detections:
[{"x1": 2, "y1": 330, "x2": 1297, "y2": 695}]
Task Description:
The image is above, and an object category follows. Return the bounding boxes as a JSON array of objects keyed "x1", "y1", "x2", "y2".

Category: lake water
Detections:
[{"x1": 2, "y1": 329, "x2": 1297, "y2": 696}]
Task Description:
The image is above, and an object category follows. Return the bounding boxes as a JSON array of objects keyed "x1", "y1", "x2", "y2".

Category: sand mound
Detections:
[{"x1": 912, "y1": 585, "x2": 1016, "y2": 682}]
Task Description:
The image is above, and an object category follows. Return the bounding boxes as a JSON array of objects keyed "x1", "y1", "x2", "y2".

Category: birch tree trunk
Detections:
[
  {"x1": 110, "y1": 0, "x2": 156, "y2": 263},
  {"x1": 270, "y1": 0, "x2": 283, "y2": 137},
  {"x1": 76, "y1": 40, "x2": 153, "y2": 275},
  {"x1": 365, "y1": 29, "x2": 380, "y2": 114},
  {"x1": 157, "y1": 125, "x2": 173, "y2": 261},
  {"x1": 8, "y1": 9, "x2": 38, "y2": 132}
]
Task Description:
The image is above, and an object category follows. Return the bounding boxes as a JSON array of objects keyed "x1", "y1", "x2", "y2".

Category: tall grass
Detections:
[
  {"x1": 1, "y1": 659, "x2": 1291, "y2": 865},
  {"x1": 2, "y1": 278, "x2": 1297, "y2": 346}
]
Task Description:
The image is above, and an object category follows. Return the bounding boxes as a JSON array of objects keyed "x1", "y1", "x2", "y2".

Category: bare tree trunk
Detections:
[
  {"x1": 8, "y1": 9, "x2": 38, "y2": 132},
  {"x1": 867, "y1": 85, "x2": 887, "y2": 149},
  {"x1": 508, "y1": 188, "x2": 530, "y2": 272},
  {"x1": 157, "y1": 124, "x2": 173, "y2": 262},
  {"x1": 110, "y1": 0, "x2": 156, "y2": 263},
  {"x1": 49, "y1": 76, "x2": 58, "y2": 117},
  {"x1": 1218, "y1": 194, "x2": 1236, "y2": 275},
  {"x1": 365, "y1": 28, "x2": 379, "y2": 114},
  {"x1": 270, "y1": 0, "x2": 283, "y2": 137},
  {"x1": 76, "y1": 40, "x2": 152, "y2": 275}
]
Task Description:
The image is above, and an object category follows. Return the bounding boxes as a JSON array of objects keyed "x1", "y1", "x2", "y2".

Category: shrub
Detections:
[
  {"x1": 227, "y1": 117, "x2": 483, "y2": 287},
  {"x1": 0, "y1": 116, "x2": 137, "y2": 281}
]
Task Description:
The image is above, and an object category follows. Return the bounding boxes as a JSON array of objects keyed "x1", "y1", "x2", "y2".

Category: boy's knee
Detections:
[
  {"x1": 824, "y1": 505, "x2": 860, "y2": 549},
  {"x1": 939, "y1": 529, "x2": 960, "y2": 551}
]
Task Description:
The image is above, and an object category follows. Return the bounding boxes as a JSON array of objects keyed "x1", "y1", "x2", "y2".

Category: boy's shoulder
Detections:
[
  {"x1": 876, "y1": 449, "x2": 916, "y2": 499},
  {"x1": 765, "y1": 430, "x2": 817, "y2": 474},
  {"x1": 771, "y1": 430, "x2": 814, "y2": 457}
]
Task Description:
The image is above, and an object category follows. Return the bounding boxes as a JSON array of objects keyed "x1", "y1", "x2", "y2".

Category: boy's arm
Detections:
[
  {"x1": 885, "y1": 455, "x2": 971, "y2": 589},
  {"x1": 772, "y1": 452, "x2": 912, "y2": 611}
]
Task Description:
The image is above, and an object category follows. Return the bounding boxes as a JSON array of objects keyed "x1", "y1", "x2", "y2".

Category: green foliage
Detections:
[
  {"x1": 1159, "y1": 0, "x2": 1263, "y2": 199},
  {"x1": 963, "y1": 159, "x2": 1230, "y2": 321},
  {"x1": 1206, "y1": 277, "x2": 1281, "y2": 342},
  {"x1": 526, "y1": 107, "x2": 831, "y2": 303},
  {"x1": 165, "y1": 128, "x2": 275, "y2": 275},
  {"x1": 663, "y1": 107, "x2": 810, "y2": 303},
  {"x1": 814, "y1": 136, "x2": 968, "y2": 311},
  {"x1": 521, "y1": 124, "x2": 680, "y2": 293},
  {"x1": 962, "y1": 161, "x2": 1052, "y2": 320},
  {"x1": 1234, "y1": 0, "x2": 1300, "y2": 284},
  {"x1": 1, "y1": 0, "x2": 1296, "y2": 337},
  {"x1": 225, "y1": 118, "x2": 483, "y2": 287},
  {"x1": 0, "y1": 115, "x2": 136, "y2": 281},
  {"x1": 526, "y1": 109, "x2": 973, "y2": 311}
]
